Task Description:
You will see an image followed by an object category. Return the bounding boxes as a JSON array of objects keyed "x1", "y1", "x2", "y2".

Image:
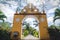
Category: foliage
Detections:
[
  {"x1": 49, "y1": 25, "x2": 56, "y2": 29},
  {"x1": 0, "y1": 10, "x2": 11, "y2": 40},
  {"x1": 23, "y1": 30, "x2": 29, "y2": 36},
  {"x1": 32, "y1": 29, "x2": 39, "y2": 38},
  {"x1": 49, "y1": 25, "x2": 60, "y2": 30},
  {"x1": 48, "y1": 25, "x2": 60, "y2": 30},
  {"x1": 29, "y1": 26, "x2": 34, "y2": 34},
  {"x1": 48, "y1": 8, "x2": 60, "y2": 40},
  {"x1": 23, "y1": 21, "x2": 39, "y2": 38},
  {"x1": 0, "y1": 29, "x2": 10, "y2": 40},
  {"x1": 22, "y1": 19, "x2": 40, "y2": 38},
  {"x1": 25, "y1": 23, "x2": 30, "y2": 31},
  {"x1": 0, "y1": 10, "x2": 7, "y2": 22},
  {"x1": 0, "y1": 22, "x2": 11, "y2": 40},
  {"x1": 54, "y1": 9, "x2": 60, "y2": 17},
  {"x1": 23, "y1": 26, "x2": 39, "y2": 38},
  {"x1": 53, "y1": 8, "x2": 60, "y2": 22},
  {"x1": 48, "y1": 25, "x2": 60, "y2": 40},
  {"x1": 0, "y1": 22, "x2": 11, "y2": 31},
  {"x1": 56, "y1": 26, "x2": 60, "y2": 30}
]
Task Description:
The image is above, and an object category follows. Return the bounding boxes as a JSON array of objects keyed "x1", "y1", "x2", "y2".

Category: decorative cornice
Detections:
[{"x1": 15, "y1": 13, "x2": 46, "y2": 15}]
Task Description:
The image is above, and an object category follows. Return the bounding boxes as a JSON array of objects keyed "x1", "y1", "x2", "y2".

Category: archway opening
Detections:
[{"x1": 21, "y1": 15, "x2": 40, "y2": 39}]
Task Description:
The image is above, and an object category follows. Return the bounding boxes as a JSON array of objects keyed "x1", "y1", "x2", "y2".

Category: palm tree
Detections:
[
  {"x1": 0, "y1": 10, "x2": 7, "y2": 22},
  {"x1": 1, "y1": 22, "x2": 11, "y2": 31},
  {"x1": 22, "y1": 21, "x2": 30, "y2": 31},
  {"x1": 33, "y1": 20, "x2": 39, "y2": 27},
  {"x1": 53, "y1": 8, "x2": 60, "y2": 22}
]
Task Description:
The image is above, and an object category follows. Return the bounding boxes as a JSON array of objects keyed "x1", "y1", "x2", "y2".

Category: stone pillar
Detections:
[{"x1": 39, "y1": 14, "x2": 49, "y2": 40}]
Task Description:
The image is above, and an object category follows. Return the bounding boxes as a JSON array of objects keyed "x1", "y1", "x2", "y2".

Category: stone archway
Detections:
[{"x1": 11, "y1": 4, "x2": 50, "y2": 40}]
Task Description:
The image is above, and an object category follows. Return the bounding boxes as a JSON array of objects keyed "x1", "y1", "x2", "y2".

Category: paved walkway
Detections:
[{"x1": 22, "y1": 34, "x2": 40, "y2": 40}]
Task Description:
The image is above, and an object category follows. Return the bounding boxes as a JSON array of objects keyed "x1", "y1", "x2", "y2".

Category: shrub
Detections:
[{"x1": 0, "y1": 30, "x2": 10, "y2": 40}]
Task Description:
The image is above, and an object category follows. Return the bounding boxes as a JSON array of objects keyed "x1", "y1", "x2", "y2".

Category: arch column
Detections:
[
  {"x1": 11, "y1": 14, "x2": 25, "y2": 39},
  {"x1": 39, "y1": 14, "x2": 49, "y2": 40}
]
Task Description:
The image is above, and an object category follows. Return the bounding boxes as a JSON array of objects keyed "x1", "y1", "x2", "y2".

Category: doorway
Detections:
[{"x1": 21, "y1": 15, "x2": 40, "y2": 40}]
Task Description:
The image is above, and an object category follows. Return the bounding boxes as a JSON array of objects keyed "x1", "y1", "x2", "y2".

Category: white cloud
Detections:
[
  {"x1": 0, "y1": 3, "x2": 15, "y2": 23},
  {"x1": 47, "y1": 17, "x2": 54, "y2": 26},
  {"x1": 55, "y1": 19, "x2": 60, "y2": 26},
  {"x1": 47, "y1": 7, "x2": 57, "y2": 14},
  {"x1": 46, "y1": 6, "x2": 59, "y2": 26},
  {"x1": 27, "y1": 0, "x2": 38, "y2": 3},
  {"x1": 2, "y1": 8, "x2": 15, "y2": 23},
  {"x1": 0, "y1": 3, "x2": 5, "y2": 9},
  {"x1": 0, "y1": 0, "x2": 60, "y2": 26},
  {"x1": 6, "y1": 1, "x2": 18, "y2": 6},
  {"x1": 49, "y1": 0, "x2": 59, "y2": 6}
]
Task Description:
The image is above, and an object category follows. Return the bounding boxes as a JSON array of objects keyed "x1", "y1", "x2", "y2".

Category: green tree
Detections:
[
  {"x1": 29, "y1": 27, "x2": 34, "y2": 34},
  {"x1": 32, "y1": 29, "x2": 39, "y2": 38},
  {"x1": 53, "y1": 8, "x2": 60, "y2": 22},
  {"x1": 0, "y1": 29, "x2": 10, "y2": 40},
  {"x1": 50, "y1": 25, "x2": 56, "y2": 29},
  {"x1": 23, "y1": 30, "x2": 29, "y2": 36},
  {"x1": 0, "y1": 10, "x2": 7, "y2": 22},
  {"x1": 23, "y1": 22, "x2": 30, "y2": 31},
  {"x1": 0, "y1": 22, "x2": 11, "y2": 31},
  {"x1": 23, "y1": 21, "x2": 39, "y2": 38},
  {"x1": 0, "y1": 10, "x2": 10, "y2": 31},
  {"x1": 0, "y1": 10, "x2": 10, "y2": 40}
]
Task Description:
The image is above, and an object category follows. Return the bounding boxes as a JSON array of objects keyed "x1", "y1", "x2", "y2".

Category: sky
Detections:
[{"x1": 0, "y1": 0, "x2": 60, "y2": 27}]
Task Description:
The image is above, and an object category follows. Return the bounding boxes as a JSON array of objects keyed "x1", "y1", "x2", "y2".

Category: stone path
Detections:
[{"x1": 22, "y1": 34, "x2": 40, "y2": 40}]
